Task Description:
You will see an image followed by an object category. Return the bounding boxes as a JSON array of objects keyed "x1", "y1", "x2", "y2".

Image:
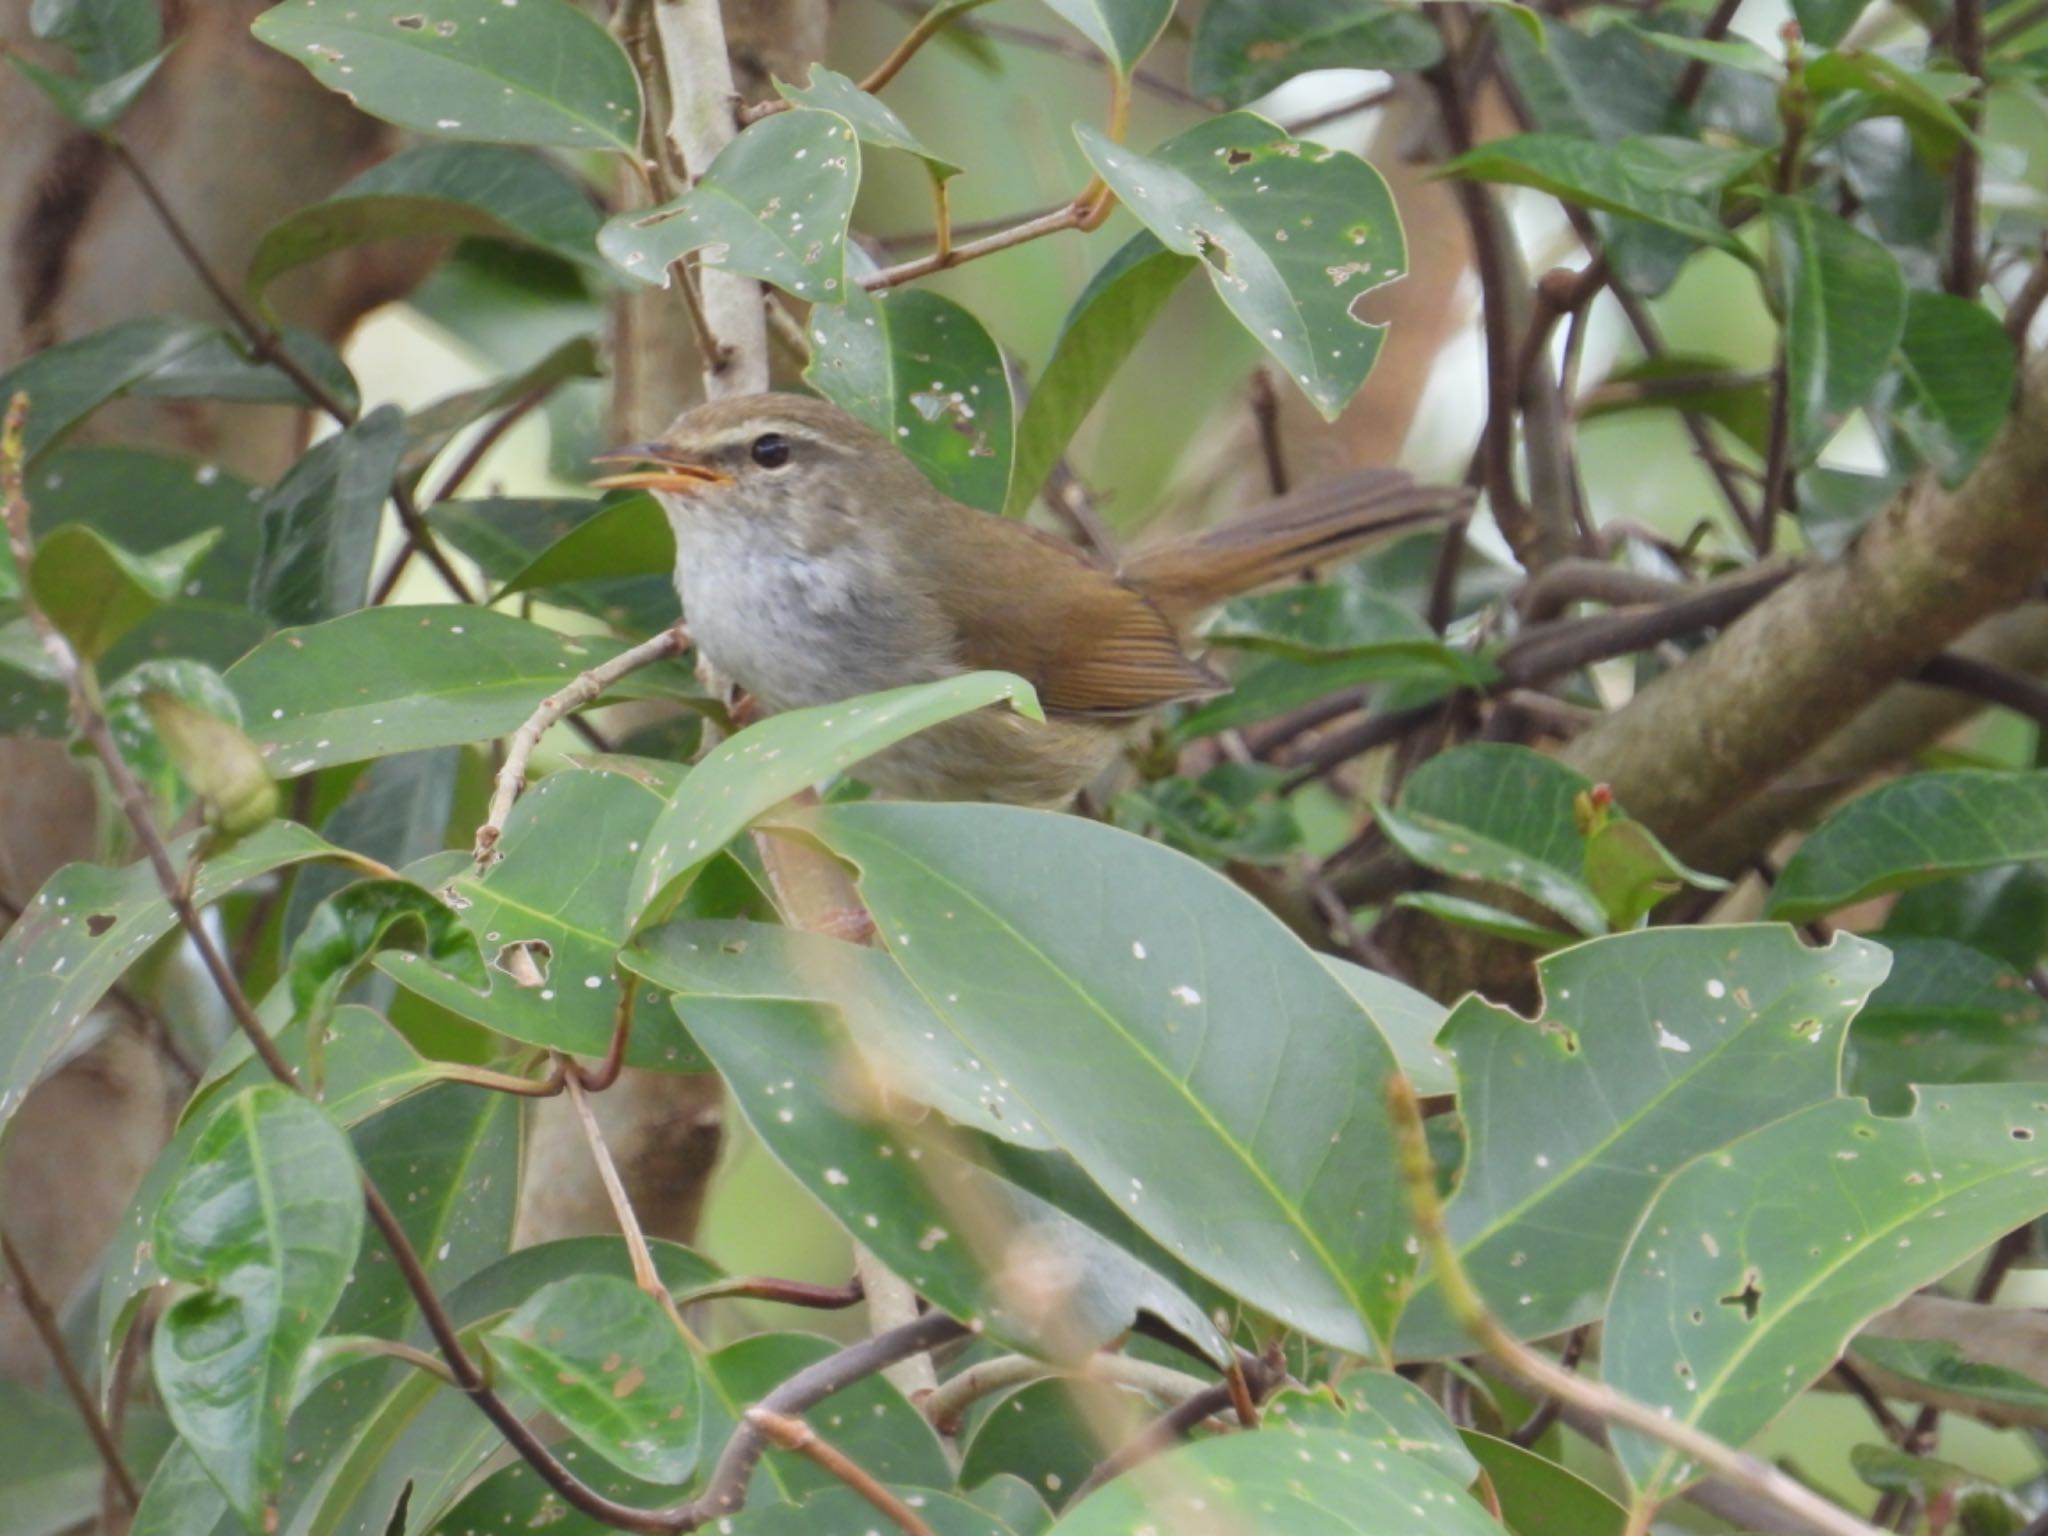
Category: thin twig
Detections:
[
  {"x1": 860, "y1": 200, "x2": 1089, "y2": 290},
  {"x1": 677, "y1": 1274, "x2": 865, "y2": 1311},
  {"x1": 472, "y1": 623, "x2": 691, "y2": 865},
  {"x1": 860, "y1": 0, "x2": 999, "y2": 96},
  {"x1": 566, "y1": 1067, "x2": 699, "y2": 1338},
  {"x1": 1915, "y1": 651, "x2": 2048, "y2": 731},
  {"x1": 1674, "y1": 0, "x2": 1746, "y2": 106},
  {"x1": 1832, "y1": 1360, "x2": 1912, "y2": 1445},
  {"x1": 923, "y1": 1352, "x2": 1229, "y2": 1436},
  {"x1": 870, "y1": 0, "x2": 1205, "y2": 107},
  {"x1": 1, "y1": 1232, "x2": 139, "y2": 1510},
  {"x1": 1510, "y1": 1325, "x2": 1590, "y2": 1447},
  {"x1": 1389, "y1": 1075, "x2": 1887, "y2": 1536},
  {"x1": 2007, "y1": 239, "x2": 2048, "y2": 343},
  {"x1": 1066, "y1": 1355, "x2": 1285, "y2": 1507},
  {"x1": 747, "y1": 1411, "x2": 937, "y2": 1535},
  {"x1": 1950, "y1": 0, "x2": 1987, "y2": 297},
  {"x1": 1248, "y1": 368, "x2": 1290, "y2": 496}
]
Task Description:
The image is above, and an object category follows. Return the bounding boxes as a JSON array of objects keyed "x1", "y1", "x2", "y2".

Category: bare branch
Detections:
[{"x1": 1, "y1": 1232, "x2": 139, "y2": 1510}]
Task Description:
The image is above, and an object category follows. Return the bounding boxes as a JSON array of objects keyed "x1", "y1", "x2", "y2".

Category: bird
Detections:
[{"x1": 592, "y1": 392, "x2": 1468, "y2": 806}]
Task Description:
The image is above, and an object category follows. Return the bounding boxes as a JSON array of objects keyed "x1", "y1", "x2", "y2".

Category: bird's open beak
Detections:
[{"x1": 589, "y1": 443, "x2": 735, "y2": 495}]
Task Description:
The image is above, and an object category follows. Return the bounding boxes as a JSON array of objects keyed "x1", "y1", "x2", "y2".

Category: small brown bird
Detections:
[{"x1": 594, "y1": 393, "x2": 1467, "y2": 806}]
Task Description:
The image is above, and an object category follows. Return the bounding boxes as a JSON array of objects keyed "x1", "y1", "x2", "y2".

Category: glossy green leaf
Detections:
[
  {"x1": 1499, "y1": 13, "x2": 1687, "y2": 143},
  {"x1": 1206, "y1": 584, "x2": 1488, "y2": 676},
  {"x1": 0, "y1": 1381, "x2": 170, "y2": 1536},
  {"x1": 28, "y1": 523, "x2": 220, "y2": 660},
  {"x1": 431, "y1": 496, "x2": 678, "y2": 634},
  {"x1": 1321, "y1": 955, "x2": 1455, "y2": 1098},
  {"x1": 31, "y1": 0, "x2": 162, "y2": 80},
  {"x1": 1444, "y1": 134, "x2": 1744, "y2": 253},
  {"x1": 1039, "y1": 0, "x2": 1173, "y2": 76},
  {"x1": 1393, "y1": 891, "x2": 1575, "y2": 950},
  {"x1": 1077, "y1": 113, "x2": 1405, "y2": 420},
  {"x1": 1850, "y1": 1443, "x2": 2030, "y2": 1529},
  {"x1": 688, "y1": 993, "x2": 1225, "y2": 1360},
  {"x1": 1005, "y1": 232, "x2": 1195, "y2": 516},
  {"x1": 127, "y1": 325, "x2": 360, "y2": 412},
  {"x1": 251, "y1": 0, "x2": 641, "y2": 153},
  {"x1": 1767, "y1": 196, "x2": 1908, "y2": 457},
  {"x1": 964, "y1": 1474, "x2": 1053, "y2": 1536},
  {"x1": 958, "y1": 1378, "x2": 1143, "y2": 1510},
  {"x1": 1849, "y1": 935, "x2": 2048, "y2": 1112},
  {"x1": 283, "y1": 747, "x2": 460, "y2": 950},
  {"x1": 8, "y1": 45, "x2": 168, "y2": 130},
  {"x1": 599, "y1": 109, "x2": 858, "y2": 298},
  {"x1": 1807, "y1": 51, "x2": 1978, "y2": 154},
  {"x1": 774, "y1": 64, "x2": 958, "y2": 177},
  {"x1": 248, "y1": 141, "x2": 604, "y2": 300},
  {"x1": 1769, "y1": 770, "x2": 2048, "y2": 922},
  {"x1": 797, "y1": 800, "x2": 1416, "y2": 1358},
  {"x1": 333, "y1": 1080, "x2": 521, "y2": 1340},
  {"x1": 804, "y1": 285, "x2": 1016, "y2": 512},
  {"x1": 626, "y1": 918, "x2": 1053, "y2": 1146},
  {"x1": 1190, "y1": 0, "x2": 1443, "y2": 106},
  {"x1": 725, "y1": 1486, "x2": 1023, "y2": 1536},
  {"x1": 1607, "y1": 1087, "x2": 2048, "y2": 1497},
  {"x1": 286, "y1": 877, "x2": 486, "y2": 1031},
  {"x1": 1261, "y1": 1374, "x2": 1479, "y2": 1488},
  {"x1": 1885, "y1": 862, "x2": 2048, "y2": 970},
  {"x1": 0, "y1": 821, "x2": 360, "y2": 1139},
  {"x1": 377, "y1": 770, "x2": 711, "y2": 1068},
  {"x1": 1851, "y1": 1334, "x2": 2048, "y2": 1421},
  {"x1": 630, "y1": 672, "x2": 1041, "y2": 926},
  {"x1": 137, "y1": 681, "x2": 280, "y2": 835},
  {"x1": 1793, "y1": 0, "x2": 1873, "y2": 48},
  {"x1": 250, "y1": 405, "x2": 406, "y2": 627},
  {"x1": 493, "y1": 493, "x2": 673, "y2": 600},
  {"x1": 1396, "y1": 925, "x2": 1891, "y2": 1357},
  {"x1": 1460, "y1": 1430, "x2": 1629, "y2": 1536},
  {"x1": 1113, "y1": 762, "x2": 1303, "y2": 866},
  {"x1": 1170, "y1": 656, "x2": 1462, "y2": 743},
  {"x1": 1879, "y1": 289, "x2": 2015, "y2": 487},
  {"x1": 0, "y1": 318, "x2": 211, "y2": 464},
  {"x1": 1584, "y1": 816, "x2": 1729, "y2": 932},
  {"x1": 1048, "y1": 1426, "x2": 1497, "y2": 1533},
  {"x1": 229, "y1": 606, "x2": 695, "y2": 774},
  {"x1": 129, "y1": 1440, "x2": 226, "y2": 1536},
  {"x1": 486, "y1": 1273, "x2": 704, "y2": 1484},
  {"x1": 152, "y1": 1085, "x2": 363, "y2": 1530}
]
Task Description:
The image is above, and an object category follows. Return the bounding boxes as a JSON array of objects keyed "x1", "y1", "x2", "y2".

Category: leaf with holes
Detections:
[
  {"x1": 1767, "y1": 195, "x2": 1907, "y2": 457},
  {"x1": 0, "y1": 822, "x2": 364, "y2": 1143},
  {"x1": 1077, "y1": 113, "x2": 1405, "y2": 420},
  {"x1": 1048, "y1": 1426, "x2": 1497, "y2": 1533},
  {"x1": 1606, "y1": 1087, "x2": 2048, "y2": 1499},
  {"x1": 794, "y1": 800, "x2": 1416, "y2": 1357},
  {"x1": 286, "y1": 876, "x2": 486, "y2": 1031},
  {"x1": 1395, "y1": 925, "x2": 1891, "y2": 1357},
  {"x1": 248, "y1": 141, "x2": 606, "y2": 300},
  {"x1": 1005, "y1": 232, "x2": 1196, "y2": 516},
  {"x1": 599, "y1": 109, "x2": 858, "y2": 299},
  {"x1": 152, "y1": 1086, "x2": 363, "y2": 1531},
  {"x1": 805, "y1": 285, "x2": 1016, "y2": 512},
  {"x1": 1190, "y1": 0, "x2": 1444, "y2": 106},
  {"x1": 228, "y1": 606, "x2": 696, "y2": 774},
  {"x1": 1039, "y1": 0, "x2": 1174, "y2": 76},
  {"x1": 249, "y1": 405, "x2": 406, "y2": 627},
  {"x1": 1768, "y1": 769, "x2": 2048, "y2": 922},
  {"x1": 252, "y1": 0, "x2": 641, "y2": 152},
  {"x1": 775, "y1": 65, "x2": 958, "y2": 178},
  {"x1": 486, "y1": 1273, "x2": 705, "y2": 1484},
  {"x1": 630, "y1": 673, "x2": 1040, "y2": 927}
]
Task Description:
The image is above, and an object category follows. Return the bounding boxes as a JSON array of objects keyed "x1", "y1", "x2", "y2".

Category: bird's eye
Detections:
[{"x1": 751, "y1": 433, "x2": 792, "y2": 469}]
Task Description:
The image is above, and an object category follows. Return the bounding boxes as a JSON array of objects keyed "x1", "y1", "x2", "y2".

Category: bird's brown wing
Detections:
[{"x1": 929, "y1": 519, "x2": 1226, "y2": 718}]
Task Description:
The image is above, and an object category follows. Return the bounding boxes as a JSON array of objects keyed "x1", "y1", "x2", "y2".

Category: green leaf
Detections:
[
  {"x1": 723, "y1": 1486, "x2": 1027, "y2": 1536},
  {"x1": 1851, "y1": 1334, "x2": 2048, "y2": 1421},
  {"x1": 1886, "y1": 863, "x2": 2048, "y2": 970},
  {"x1": 251, "y1": 0, "x2": 641, "y2": 153},
  {"x1": 0, "y1": 1381, "x2": 170, "y2": 1536},
  {"x1": 804, "y1": 285, "x2": 1017, "y2": 513},
  {"x1": 1460, "y1": 1430, "x2": 1630, "y2": 1536},
  {"x1": 250, "y1": 405, "x2": 406, "y2": 627},
  {"x1": 31, "y1": 0, "x2": 162, "y2": 80},
  {"x1": 136, "y1": 678, "x2": 281, "y2": 836},
  {"x1": 152, "y1": 1085, "x2": 364, "y2": 1531},
  {"x1": 1878, "y1": 289, "x2": 2015, "y2": 488},
  {"x1": 228, "y1": 606, "x2": 695, "y2": 774},
  {"x1": 774, "y1": 64, "x2": 959, "y2": 178},
  {"x1": 629, "y1": 673, "x2": 1041, "y2": 927},
  {"x1": 27, "y1": 523, "x2": 220, "y2": 660},
  {"x1": 1190, "y1": 0, "x2": 1444, "y2": 106},
  {"x1": 128, "y1": 326, "x2": 360, "y2": 413},
  {"x1": 377, "y1": 770, "x2": 712, "y2": 1068},
  {"x1": 8, "y1": 45, "x2": 169, "y2": 130},
  {"x1": 0, "y1": 317, "x2": 210, "y2": 464},
  {"x1": 1039, "y1": 0, "x2": 1174, "y2": 76},
  {"x1": 129, "y1": 1440, "x2": 226, "y2": 1536},
  {"x1": 1850, "y1": 1443, "x2": 2030, "y2": 1528},
  {"x1": 1442, "y1": 134, "x2": 1745, "y2": 253},
  {"x1": 1076, "y1": 113, "x2": 1405, "y2": 420},
  {"x1": 1205, "y1": 583, "x2": 1488, "y2": 677},
  {"x1": 599, "y1": 109, "x2": 858, "y2": 298},
  {"x1": 1321, "y1": 955, "x2": 1455, "y2": 1098},
  {"x1": 1114, "y1": 762, "x2": 1303, "y2": 866},
  {"x1": 796, "y1": 800, "x2": 1416, "y2": 1358},
  {"x1": 626, "y1": 918, "x2": 1054, "y2": 1146},
  {"x1": 1395, "y1": 925, "x2": 1891, "y2": 1357},
  {"x1": 1169, "y1": 656, "x2": 1463, "y2": 743},
  {"x1": 429, "y1": 495, "x2": 678, "y2": 635},
  {"x1": 1374, "y1": 744, "x2": 1609, "y2": 936},
  {"x1": 1849, "y1": 935, "x2": 2048, "y2": 1112},
  {"x1": 1005, "y1": 232, "x2": 1196, "y2": 516},
  {"x1": 248, "y1": 142, "x2": 605, "y2": 300},
  {"x1": 286, "y1": 876, "x2": 486, "y2": 1031},
  {"x1": 1606, "y1": 1087, "x2": 2048, "y2": 1498},
  {"x1": 493, "y1": 493, "x2": 673, "y2": 600},
  {"x1": 1046, "y1": 1425, "x2": 1498, "y2": 1533},
  {"x1": 0, "y1": 822, "x2": 360, "y2": 1139},
  {"x1": 283, "y1": 747, "x2": 460, "y2": 949},
  {"x1": 1769, "y1": 770, "x2": 2048, "y2": 921},
  {"x1": 1807, "y1": 51, "x2": 1979, "y2": 157},
  {"x1": 1394, "y1": 891, "x2": 1576, "y2": 950},
  {"x1": 1499, "y1": 14, "x2": 1687, "y2": 144},
  {"x1": 1262, "y1": 1374, "x2": 1480, "y2": 1488},
  {"x1": 1793, "y1": 0, "x2": 1874, "y2": 48},
  {"x1": 486, "y1": 1273, "x2": 705, "y2": 1484},
  {"x1": 1584, "y1": 816, "x2": 1729, "y2": 932},
  {"x1": 958, "y1": 1378, "x2": 1144, "y2": 1511},
  {"x1": 1766, "y1": 196, "x2": 1908, "y2": 458},
  {"x1": 396, "y1": 334, "x2": 602, "y2": 493},
  {"x1": 1578, "y1": 354, "x2": 1770, "y2": 453},
  {"x1": 687, "y1": 993, "x2": 1225, "y2": 1360}
]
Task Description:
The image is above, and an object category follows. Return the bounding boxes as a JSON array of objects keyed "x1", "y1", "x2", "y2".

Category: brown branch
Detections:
[
  {"x1": 1913, "y1": 650, "x2": 2048, "y2": 731},
  {"x1": 678, "y1": 1274, "x2": 865, "y2": 1310},
  {"x1": 746, "y1": 1410, "x2": 937, "y2": 1536},
  {"x1": 1248, "y1": 368, "x2": 1290, "y2": 496},
  {"x1": 1949, "y1": 0, "x2": 1986, "y2": 297},
  {"x1": 860, "y1": 200, "x2": 1091, "y2": 291},
  {"x1": 1066, "y1": 1354, "x2": 1285, "y2": 1507},
  {"x1": 1510, "y1": 1325, "x2": 1589, "y2": 1447},
  {"x1": 1, "y1": 1232, "x2": 139, "y2": 1510},
  {"x1": 1675, "y1": 0, "x2": 1746, "y2": 105},
  {"x1": 1832, "y1": 1359, "x2": 1913, "y2": 1444},
  {"x1": 1516, "y1": 558, "x2": 1688, "y2": 622},
  {"x1": 869, "y1": 0, "x2": 1204, "y2": 107},
  {"x1": 859, "y1": 0, "x2": 999, "y2": 96},
  {"x1": 2007, "y1": 239, "x2": 2048, "y2": 343}
]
